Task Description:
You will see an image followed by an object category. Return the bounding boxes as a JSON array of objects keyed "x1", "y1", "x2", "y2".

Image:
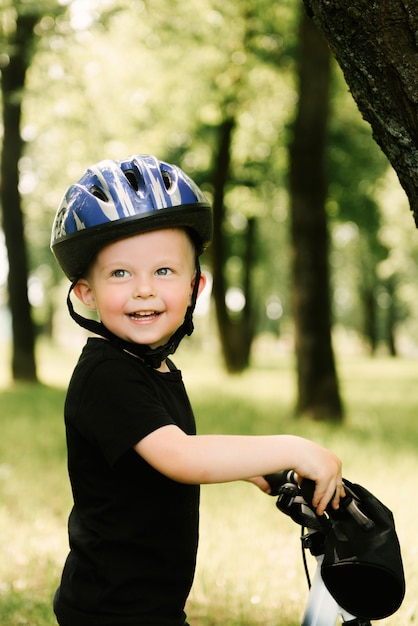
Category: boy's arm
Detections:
[{"x1": 134, "y1": 425, "x2": 343, "y2": 515}]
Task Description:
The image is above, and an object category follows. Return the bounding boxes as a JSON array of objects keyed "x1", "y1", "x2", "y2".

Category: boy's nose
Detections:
[{"x1": 132, "y1": 278, "x2": 155, "y2": 299}]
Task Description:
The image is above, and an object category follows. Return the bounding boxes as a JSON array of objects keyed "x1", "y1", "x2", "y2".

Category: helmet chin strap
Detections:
[{"x1": 67, "y1": 262, "x2": 201, "y2": 369}]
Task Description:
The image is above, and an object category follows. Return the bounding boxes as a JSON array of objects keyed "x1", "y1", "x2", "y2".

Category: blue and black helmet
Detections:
[
  {"x1": 51, "y1": 155, "x2": 212, "y2": 367},
  {"x1": 51, "y1": 154, "x2": 212, "y2": 281}
]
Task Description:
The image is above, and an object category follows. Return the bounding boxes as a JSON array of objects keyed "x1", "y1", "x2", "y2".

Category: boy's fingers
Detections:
[
  {"x1": 314, "y1": 480, "x2": 344, "y2": 515},
  {"x1": 330, "y1": 482, "x2": 346, "y2": 509}
]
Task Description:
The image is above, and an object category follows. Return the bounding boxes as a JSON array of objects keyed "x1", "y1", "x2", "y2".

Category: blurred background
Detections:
[{"x1": 1, "y1": 1, "x2": 418, "y2": 624}]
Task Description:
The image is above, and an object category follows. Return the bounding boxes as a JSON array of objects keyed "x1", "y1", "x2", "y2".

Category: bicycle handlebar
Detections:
[
  {"x1": 264, "y1": 470, "x2": 298, "y2": 496},
  {"x1": 263, "y1": 471, "x2": 375, "y2": 532}
]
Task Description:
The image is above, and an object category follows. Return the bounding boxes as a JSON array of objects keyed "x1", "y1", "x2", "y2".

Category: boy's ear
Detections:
[
  {"x1": 197, "y1": 271, "x2": 207, "y2": 297},
  {"x1": 190, "y1": 271, "x2": 207, "y2": 304},
  {"x1": 73, "y1": 278, "x2": 97, "y2": 310}
]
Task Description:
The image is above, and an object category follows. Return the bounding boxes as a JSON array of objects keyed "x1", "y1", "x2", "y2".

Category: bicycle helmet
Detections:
[
  {"x1": 51, "y1": 154, "x2": 212, "y2": 280},
  {"x1": 51, "y1": 154, "x2": 213, "y2": 367}
]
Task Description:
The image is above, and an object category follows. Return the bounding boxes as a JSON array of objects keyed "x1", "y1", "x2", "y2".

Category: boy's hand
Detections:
[{"x1": 292, "y1": 440, "x2": 344, "y2": 515}]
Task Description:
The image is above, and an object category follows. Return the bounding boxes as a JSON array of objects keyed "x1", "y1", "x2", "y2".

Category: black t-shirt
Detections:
[{"x1": 54, "y1": 338, "x2": 199, "y2": 626}]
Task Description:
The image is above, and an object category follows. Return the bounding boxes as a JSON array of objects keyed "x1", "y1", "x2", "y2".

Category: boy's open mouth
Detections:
[{"x1": 129, "y1": 311, "x2": 161, "y2": 320}]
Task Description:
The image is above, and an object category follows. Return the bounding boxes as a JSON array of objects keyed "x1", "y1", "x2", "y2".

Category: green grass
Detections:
[{"x1": 0, "y1": 341, "x2": 417, "y2": 625}]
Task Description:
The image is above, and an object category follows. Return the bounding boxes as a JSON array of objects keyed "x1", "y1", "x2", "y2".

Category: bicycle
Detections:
[{"x1": 264, "y1": 471, "x2": 405, "y2": 626}]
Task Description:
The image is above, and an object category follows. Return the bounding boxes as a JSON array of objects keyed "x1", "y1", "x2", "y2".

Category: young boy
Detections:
[{"x1": 51, "y1": 154, "x2": 344, "y2": 626}]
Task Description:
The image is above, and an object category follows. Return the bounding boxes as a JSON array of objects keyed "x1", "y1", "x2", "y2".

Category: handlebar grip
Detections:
[
  {"x1": 263, "y1": 470, "x2": 297, "y2": 496},
  {"x1": 300, "y1": 477, "x2": 316, "y2": 505}
]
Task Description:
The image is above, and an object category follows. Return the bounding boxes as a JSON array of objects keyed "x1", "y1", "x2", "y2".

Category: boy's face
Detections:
[{"x1": 74, "y1": 228, "x2": 205, "y2": 350}]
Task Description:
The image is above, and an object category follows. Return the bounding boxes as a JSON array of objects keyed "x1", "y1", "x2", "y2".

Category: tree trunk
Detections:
[
  {"x1": 210, "y1": 118, "x2": 255, "y2": 373},
  {"x1": 1, "y1": 12, "x2": 38, "y2": 382},
  {"x1": 362, "y1": 287, "x2": 378, "y2": 355},
  {"x1": 303, "y1": 0, "x2": 418, "y2": 225},
  {"x1": 289, "y1": 10, "x2": 343, "y2": 421},
  {"x1": 385, "y1": 278, "x2": 397, "y2": 357}
]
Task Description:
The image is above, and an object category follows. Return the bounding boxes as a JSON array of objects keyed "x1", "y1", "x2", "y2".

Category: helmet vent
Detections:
[
  {"x1": 162, "y1": 170, "x2": 173, "y2": 191},
  {"x1": 124, "y1": 169, "x2": 140, "y2": 191},
  {"x1": 90, "y1": 185, "x2": 108, "y2": 202}
]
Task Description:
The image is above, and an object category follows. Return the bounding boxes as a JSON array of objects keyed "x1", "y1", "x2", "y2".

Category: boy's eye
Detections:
[
  {"x1": 112, "y1": 269, "x2": 128, "y2": 278},
  {"x1": 156, "y1": 267, "x2": 172, "y2": 276}
]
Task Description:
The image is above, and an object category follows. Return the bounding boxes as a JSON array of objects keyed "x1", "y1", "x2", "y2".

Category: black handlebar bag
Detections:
[{"x1": 321, "y1": 479, "x2": 405, "y2": 620}]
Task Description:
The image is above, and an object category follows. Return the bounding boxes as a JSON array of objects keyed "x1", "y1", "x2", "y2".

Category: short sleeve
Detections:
[{"x1": 66, "y1": 351, "x2": 177, "y2": 466}]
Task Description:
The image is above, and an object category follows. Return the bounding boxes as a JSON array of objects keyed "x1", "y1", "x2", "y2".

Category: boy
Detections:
[{"x1": 51, "y1": 154, "x2": 344, "y2": 626}]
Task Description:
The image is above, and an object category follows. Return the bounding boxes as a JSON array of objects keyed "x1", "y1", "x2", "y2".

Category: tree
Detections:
[
  {"x1": 289, "y1": 9, "x2": 343, "y2": 420},
  {"x1": 303, "y1": 0, "x2": 418, "y2": 225},
  {"x1": 209, "y1": 118, "x2": 257, "y2": 372},
  {"x1": 1, "y1": 1, "x2": 67, "y2": 381},
  {"x1": 1, "y1": 7, "x2": 40, "y2": 381}
]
